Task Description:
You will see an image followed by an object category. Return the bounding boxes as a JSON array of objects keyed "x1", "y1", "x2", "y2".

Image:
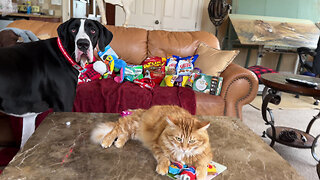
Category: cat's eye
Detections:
[
  {"x1": 188, "y1": 140, "x2": 196, "y2": 144},
  {"x1": 175, "y1": 137, "x2": 182, "y2": 142}
]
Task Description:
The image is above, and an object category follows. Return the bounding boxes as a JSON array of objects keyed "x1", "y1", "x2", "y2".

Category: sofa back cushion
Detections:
[
  {"x1": 148, "y1": 30, "x2": 220, "y2": 58},
  {"x1": 105, "y1": 25, "x2": 148, "y2": 65}
]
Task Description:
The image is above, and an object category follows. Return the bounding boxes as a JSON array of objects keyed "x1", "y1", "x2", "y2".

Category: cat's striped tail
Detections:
[{"x1": 90, "y1": 122, "x2": 115, "y2": 144}]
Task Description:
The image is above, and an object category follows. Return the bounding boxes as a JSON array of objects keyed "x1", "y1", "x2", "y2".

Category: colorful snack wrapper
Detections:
[
  {"x1": 166, "y1": 55, "x2": 179, "y2": 75},
  {"x1": 124, "y1": 65, "x2": 143, "y2": 81},
  {"x1": 141, "y1": 57, "x2": 166, "y2": 84},
  {"x1": 162, "y1": 75, "x2": 189, "y2": 87},
  {"x1": 192, "y1": 74, "x2": 223, "y2": 95},
  {"x1": 176, "y1": 54, "x2": 198, "y2": 76},
  {"x1": 185, "y1": 67, "x2": 201, "y2": 87},
  {"x1": 210, "y1": 76, "x2": 223, "y2": 96},
  {"x1": 192, "y1": 74, "x2": 212, "y2": 94}
]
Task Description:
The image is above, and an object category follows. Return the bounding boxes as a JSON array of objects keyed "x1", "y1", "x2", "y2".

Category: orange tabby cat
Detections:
[{"x1": 91, "y1": 105, "x2": 212, "y2": 180}]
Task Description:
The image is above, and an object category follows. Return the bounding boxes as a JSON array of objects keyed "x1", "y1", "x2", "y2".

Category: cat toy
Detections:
[
  {"x1": 207, "y1": 162, "x2": 217, "y2": 175},
  {"x1": 168, "y1": 162, "x2": 186, "y2": 175},
  {"x1": 120, "y1": 110, "x2": 132, "y2": 117},
  {"x1": 179, "y1": 166, "x2": 196, "y2": 180}
]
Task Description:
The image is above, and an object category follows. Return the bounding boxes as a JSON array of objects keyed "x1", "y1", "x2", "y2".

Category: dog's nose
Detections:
[{"x1": 77, "y1": 39, "x2": 90, "y2": 52}]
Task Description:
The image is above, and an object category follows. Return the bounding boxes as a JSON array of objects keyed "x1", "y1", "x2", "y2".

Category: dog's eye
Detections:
[
  {"x1": 91, "y1": 29, "x2": 96, "y2": 34},
  {"x1": 71, "y1": 29, "x2": 76, "y2": 33}
]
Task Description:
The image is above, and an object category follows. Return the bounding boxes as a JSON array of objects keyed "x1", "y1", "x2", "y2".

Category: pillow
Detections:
[{"x1": 194, "y1": 42, "x2": 239, "y2": 76}]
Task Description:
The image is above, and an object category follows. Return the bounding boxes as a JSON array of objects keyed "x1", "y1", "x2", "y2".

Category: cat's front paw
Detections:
[
  {"x1": 100, "y1": 135, "x2": 115, "y2": 148},
  {"x1": 114, "y1": 135, "x2": 128, "y2": 148},
  {"x1": 156, "y1": 159, "x2": 170, "y2": 175},
  {"x1": 196, "y1": 166, "x2": 207, "y2": 180}
]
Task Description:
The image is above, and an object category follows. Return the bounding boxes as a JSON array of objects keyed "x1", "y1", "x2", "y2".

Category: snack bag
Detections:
[
  {"x1": 141, "y1": 57, "x2": 166, "y2": 84},
  {"x1": 166, "y1": 55, "x2": 179, "y2": 75},
  {"x1": 176, "y1": 54, "x2": 198, "y2": 76},
  {"x1": 124, "y1": 65, "x2": 143, "y2": 81}
]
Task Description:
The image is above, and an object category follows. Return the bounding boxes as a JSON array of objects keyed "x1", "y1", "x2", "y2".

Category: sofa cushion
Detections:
[
  {"x1": 195, "y1": 42, "x2": 239, "y2": 77},
  {"x1": 105, "y1": 26, "x2": 148, "y2": 65},
  {"x1": 147, "y1": 30, "x2": 220, "y2": 58}
]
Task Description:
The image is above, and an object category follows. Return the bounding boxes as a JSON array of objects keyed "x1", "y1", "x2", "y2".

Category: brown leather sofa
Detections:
[{"x1": 0, "y1": 19, "x2": 258, "y2": 145}]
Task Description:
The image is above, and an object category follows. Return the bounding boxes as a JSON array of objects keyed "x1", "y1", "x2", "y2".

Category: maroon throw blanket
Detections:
[{"x1": 73, "y1": 78, "x2": 196, "y2": 115}]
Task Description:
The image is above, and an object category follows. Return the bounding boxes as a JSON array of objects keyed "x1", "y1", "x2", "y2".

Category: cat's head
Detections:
[{"x1": 161, "y1": 116, "x2": 210, "y2": 158}]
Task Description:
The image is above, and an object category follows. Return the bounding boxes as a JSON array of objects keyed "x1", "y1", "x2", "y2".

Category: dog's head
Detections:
[{"x1": 57, "y1": 18, "x2": 113, "y2": 68}]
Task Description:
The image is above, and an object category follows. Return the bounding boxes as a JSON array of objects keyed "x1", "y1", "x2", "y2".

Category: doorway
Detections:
[{"x1": 69, "y1": 0, "x2": 115, "y2": 25}]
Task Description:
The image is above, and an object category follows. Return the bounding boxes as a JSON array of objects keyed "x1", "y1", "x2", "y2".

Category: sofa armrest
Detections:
[{"x1": 220, "y1": 63, "x2": 259, "y2": 119}]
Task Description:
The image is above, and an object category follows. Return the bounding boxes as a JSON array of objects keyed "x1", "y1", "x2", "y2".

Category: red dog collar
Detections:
[{"x1": 57, "y1": 37, "x2": 84, "y2": 71}]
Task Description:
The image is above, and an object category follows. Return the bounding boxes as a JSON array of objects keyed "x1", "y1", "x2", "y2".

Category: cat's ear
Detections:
[
  {"x1": 197, "y1": 121, "x2": 210, "y2": 131},
  {"x1": 166, "y1": 116, "x2": 177, "y2": 127}
]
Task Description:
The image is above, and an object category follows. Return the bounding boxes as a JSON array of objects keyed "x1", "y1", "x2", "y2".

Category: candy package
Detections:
[
  {"x1": 141, "y1": 57, "x2": 166, "y2": 84},
  {"x1": 210, "y1": 76, "x2": 223, "y2": 96},
  {"x1": 192, "y1": 74, "x2": 212, "y2": 94},
  {"x1": 162, "y1": 75, "x2": 189, "y2": 87},
  {"x1": 185, "y1": 67, "x2": 201, "y2": 87},
  {"x1": 192, "y1": 74, "x2": 223, "y2": 95},
  {"x1": 124, "y1": 65, "x2": 143, "y2": 81}
]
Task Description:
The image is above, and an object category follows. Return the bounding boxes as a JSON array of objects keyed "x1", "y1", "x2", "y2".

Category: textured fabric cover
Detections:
[
  {"x1": 248, "y1": 65, "x2": 278, "y2": 83},
  {"x1": 73, "y1": 78, "x2": 196, "y2": 115},
  {"x1": 195, "y1": 42, "x2": 239, "y2": 76}
]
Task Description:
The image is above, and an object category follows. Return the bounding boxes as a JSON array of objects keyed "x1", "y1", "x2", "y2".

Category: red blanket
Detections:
[{"x1": 73, "y1": 78, "x2": 196, "y2": 115}]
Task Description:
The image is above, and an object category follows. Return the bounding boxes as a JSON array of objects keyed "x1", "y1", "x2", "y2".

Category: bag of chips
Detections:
[
  {"x1": 175, "y1": 54, "x2": 198, "y2": 76},
  {"x1": 166, "y1": 55, "x2": 179, "y2": 75},
  {"x1": 141, "y1": 57, "x2": 166, "y2": 84}
]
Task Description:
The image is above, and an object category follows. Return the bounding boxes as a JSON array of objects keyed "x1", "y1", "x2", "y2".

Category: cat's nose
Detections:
[{"x1": 182, "y1": 147, "x2": 188, "y2": 151}]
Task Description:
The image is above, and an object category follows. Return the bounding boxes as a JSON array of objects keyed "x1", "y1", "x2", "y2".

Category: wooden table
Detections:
[
  {"x1": 260, "y1": 73, "x2": 320, "y2": 161},
  {"x1": 227, "y1": 14, "x2": 320, "y2": 70},
  {"x1": 0, "y1": 112, "x2": 303, "y2": 180}
]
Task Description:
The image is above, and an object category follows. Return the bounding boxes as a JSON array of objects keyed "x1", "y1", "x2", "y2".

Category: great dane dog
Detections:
[{"x1": 0, "y1": 18, "x2": 113, "y2": 147}]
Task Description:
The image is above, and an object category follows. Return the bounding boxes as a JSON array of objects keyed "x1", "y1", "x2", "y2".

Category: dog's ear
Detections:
[
  {"x1": 57, "y1": 18, "x2": 74, "y2": 48},
  {"x1": 94, "y1": 20, "x2": 113, "y2": 51}
]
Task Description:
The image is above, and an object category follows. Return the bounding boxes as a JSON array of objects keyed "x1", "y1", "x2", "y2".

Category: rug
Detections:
[{"x1": 250, "y1": 92, "x2": 320, "y2": 110}]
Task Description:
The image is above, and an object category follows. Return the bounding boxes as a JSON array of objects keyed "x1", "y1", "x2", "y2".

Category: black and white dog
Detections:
[{"x1": 0, "y1": 18, "x2": 113, "y2": 147}]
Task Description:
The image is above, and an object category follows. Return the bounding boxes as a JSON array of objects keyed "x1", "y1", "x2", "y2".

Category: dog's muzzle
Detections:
[{"x1": 77, "y1": 39, "x2": 90, "y2": 52}]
